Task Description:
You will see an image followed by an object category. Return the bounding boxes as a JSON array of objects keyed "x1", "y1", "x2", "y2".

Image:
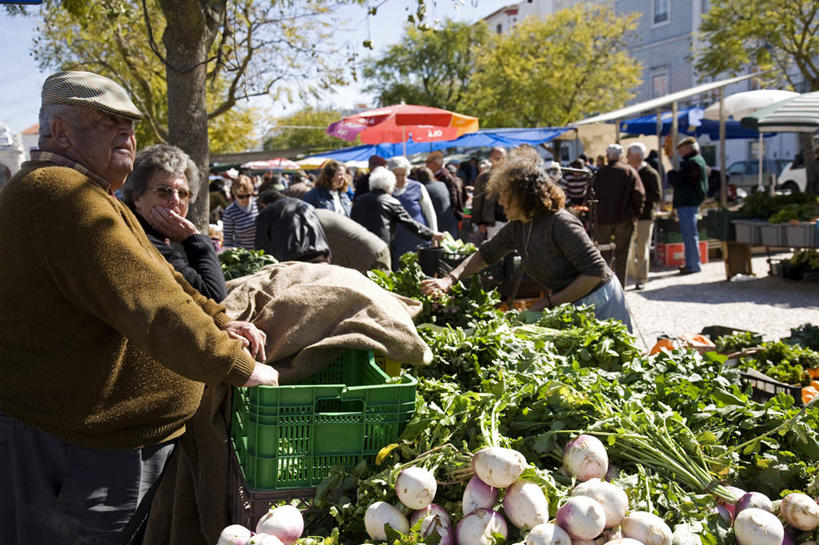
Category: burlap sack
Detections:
[{"x1": 223, "y1": 261, "x2": 431, "y2": 382}]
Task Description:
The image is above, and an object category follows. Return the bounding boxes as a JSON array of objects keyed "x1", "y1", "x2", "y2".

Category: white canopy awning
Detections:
[{"x1": 571, "y1": 72, "x2": 762, "y2": 126}]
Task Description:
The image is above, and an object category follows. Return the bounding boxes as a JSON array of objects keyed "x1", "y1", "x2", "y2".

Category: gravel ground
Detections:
[{"x1": 623, "y1": 250, "x2": 819, "y2": 351}]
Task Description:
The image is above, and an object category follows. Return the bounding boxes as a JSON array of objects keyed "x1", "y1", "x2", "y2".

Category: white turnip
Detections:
[
  {"x1": 523, "y1": 522, "x2": 572, "y2": 545},
  {"x1": 735, "y1": 492, "x2": 773, "y2": 515},
  {"x1": 455, "y1": 508, "x2": 508, "y2": 545},
  {"x1": 733, "y1": 507, "x2": 784, "y2": 545},
  {"x1": 715, "y1": 505, "x2": 733, "y2": 524},
  {"x1": 503, "y1": 480, "x2": 550, "y2": 530},
  {"x1": 563, "y1": 435, "x2": 609, "y2": 482},
  {"x1": 396, "y1": 466, "x2": 438, "y2": 510},
  {"x1": 216, "y1": 524, "x2": 252, "y2": 545},
  {"x1": 364, "y1": 501, "x2": 410, "y2": 541},
  {"x1": 463, "y1": 475, "x2": 499, "y2": 515},
  {"x1": 247, "y1": 534, "x2": 284, "y2": 545},
  {"x1": 472, "y1": 447, "x2": 528, "y2": 488},
  {"x1": 602, "y1": 540, "x2": 645, "y2": 545},
  {"x1": 780, "y1": 493, "x2": 819, "y2": 532},
  {"x1": 572, "y1": 478, "x2": 629, "y2": 528},
  {"x1": 410, "y1": 504, "x2": 454, "y2": 545},
  {"x1": 621, "y1": 511, "x2": 672, "y2": 545},
  {"x1": 255, "y1": 505, "x2": 304, "y2": 545},
  {"x1": 555, "y1": 496, "x2": 606, "y2": 540}
]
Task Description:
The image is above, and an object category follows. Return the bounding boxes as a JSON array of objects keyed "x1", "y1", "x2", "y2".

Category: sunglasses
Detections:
[
  {"x1": 152, "y1": 186, "x2": 191, "y2": 201},
  {"x1": 235, "y1": 194, "x2": 252, "y2": 199}
]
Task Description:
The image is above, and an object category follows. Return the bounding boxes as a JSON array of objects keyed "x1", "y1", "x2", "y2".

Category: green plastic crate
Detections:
[{"x1": 231, "y1": 350, "x2": 417, "y2": 489}]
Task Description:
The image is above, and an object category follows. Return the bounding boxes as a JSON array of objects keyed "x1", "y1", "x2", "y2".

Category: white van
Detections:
[{"x1": 777, "y1": 161, "x2": 807, "y2": 193}]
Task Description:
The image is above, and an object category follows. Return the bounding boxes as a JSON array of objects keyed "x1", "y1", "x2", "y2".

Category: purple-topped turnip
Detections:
[
  {"x1": 255, "y1": 505, "x2": 304, "y2": 545},
  {"x1": 555, "y1": 496, "x2": 606, "y2": 540},
  {"x1": 733, "y1": 507, "x2": 784, "y2": 545},
  {"x1": 503, "y1": 480, "x2": 549, "y2": 530},
  {"x1": 364, "y1": 501, "x2": 410, "y2": 541},
  {"x1": 463, "y1": 475, "x2": 499, "y2": 515},
  {"x1": 780, "y1": 493, "x2": 819, "y2": 532},
  {"x1": 472, "y1": 447, "x2": 528, "y2": 488},
  {"x1": 572, "y1": 478, "x2": 629, "y2": 528},
  {"x1": 621, "y1": 511, "x2": 672, "y2": 545},
  {"x1": 216, "y1": 524, "x2": 252, "y2": 545},
  {"x1": 735, "y1": 492, "x2": 773, "y2": 515},
  {"x1": 395, "y1": 466, "x2": 437, "y2": 510},
  {"x1": 523, "y1": 522, "x2": 572, "y2": 545},
  {"x1": 563, "y1": 435, "x2": 608, "y2": 482},
  {"x1": 410, "y1": 504, "x2": 454, "y2": 545},
  {"x1": 455, "y1": 508, "x2": 508, "y2": 545}
]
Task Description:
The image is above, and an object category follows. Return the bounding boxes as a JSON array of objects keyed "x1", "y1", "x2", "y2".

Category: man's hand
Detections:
[
  {"x1": 224, "y1": 320, "x2": 267, "y2": 362},
  {"x1": 242, "y1": 362, "x2": 279, "y2": 387},
  {"x1": 149, "y1": 206, "x2": 198, "y2": 242}
]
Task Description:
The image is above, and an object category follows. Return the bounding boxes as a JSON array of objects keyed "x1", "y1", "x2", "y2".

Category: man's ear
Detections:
[{"x1": 50, "y1": 116, "x2": 72, "y2": 151}]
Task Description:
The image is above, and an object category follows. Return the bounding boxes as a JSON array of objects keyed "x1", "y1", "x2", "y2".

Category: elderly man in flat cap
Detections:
[
  {"x1": 669, "y1": 137, "x2": 709, "y2": 275},
  {"x1": 0, "y1": 71, "x2": 278, "y2": 544}
]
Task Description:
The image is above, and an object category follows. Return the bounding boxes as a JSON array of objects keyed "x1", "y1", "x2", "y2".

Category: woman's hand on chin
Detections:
[{"x1": 149, "y1": 206, "x2": 198, "y2": 242}]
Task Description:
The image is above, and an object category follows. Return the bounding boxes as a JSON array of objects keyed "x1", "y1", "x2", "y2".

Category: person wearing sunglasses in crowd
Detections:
[
  {"x1": 120, "y1": 144, "x2": 227, "y2": 301},
  {"x1": 222, "y1": 174, "x2": 259, "y2": 249}
]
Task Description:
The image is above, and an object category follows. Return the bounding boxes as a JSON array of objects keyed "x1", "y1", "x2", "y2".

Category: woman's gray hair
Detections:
[
  {"x1": 387, "y1": 156, "x2": 411, "y2": 171},
  {"x1": 368, "y1": 166, "x2": 396, "y2": 194},
  {"x1": 121, "y1": 144, "x2": 200, "y2": 205}
]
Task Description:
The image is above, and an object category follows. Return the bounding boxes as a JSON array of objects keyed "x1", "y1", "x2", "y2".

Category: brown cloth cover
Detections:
[{"x1": 143, "y1": 262, "x2": 430, "y2": 545}]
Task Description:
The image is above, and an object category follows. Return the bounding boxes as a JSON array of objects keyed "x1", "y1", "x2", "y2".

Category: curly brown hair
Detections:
[
  {"x1": 487, "y1": 159, "x2": 565, "y2": 219},
  {"x1": 315, "y1": 160, "x2": 345, "y2": 190}
]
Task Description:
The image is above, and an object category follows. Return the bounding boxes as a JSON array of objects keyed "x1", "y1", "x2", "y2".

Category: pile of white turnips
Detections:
[
  {"x1": 363, "y1": 434, "x2": 819, "y2": 545},
  {"x1": 216, "y1": 504, "x2": 304, "y2": 545}
]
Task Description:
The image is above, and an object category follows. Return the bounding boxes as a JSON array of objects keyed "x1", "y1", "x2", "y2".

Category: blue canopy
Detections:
[
  {"x1": 304, "y1": 127, "x2": 570, "y2": 162},
  {"x1": 620, "y1": 108, "x2": 768, "y2": 140}
]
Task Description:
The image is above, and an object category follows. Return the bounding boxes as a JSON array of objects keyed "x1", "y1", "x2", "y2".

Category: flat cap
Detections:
[
  {"x1": 677, "y1": 136, "x2": 697, "y2": 147},
  {"x1": 42, "y1": 71, "x2": 143, "y2": 120}
]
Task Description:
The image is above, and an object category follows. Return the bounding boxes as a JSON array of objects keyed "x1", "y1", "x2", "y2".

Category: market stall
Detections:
[{"x1": 215, "y1": 253, "x2": 819, "y2": 545}]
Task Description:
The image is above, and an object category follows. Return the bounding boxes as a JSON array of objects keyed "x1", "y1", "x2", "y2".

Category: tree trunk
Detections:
[{"x1": 159, "y1": 0, "x2": 226, "y2": 231}]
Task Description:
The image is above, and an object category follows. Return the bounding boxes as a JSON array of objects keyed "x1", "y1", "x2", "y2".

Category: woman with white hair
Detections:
[
  {"x1": 388, "y1": 156, "x2": 438, "y2": 267},
  {"x1": 350, "y1": 167, "x2": 444, "y2": 251}
]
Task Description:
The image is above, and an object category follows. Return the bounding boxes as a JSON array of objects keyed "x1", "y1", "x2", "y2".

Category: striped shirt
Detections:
[{"x1": 222, "y1": 198, "x2": 259, "y2": 249}]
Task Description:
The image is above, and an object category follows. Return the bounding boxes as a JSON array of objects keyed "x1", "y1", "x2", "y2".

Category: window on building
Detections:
[
  {"x1": 496, "y1": 23, "x2": 503, "y2": 34},
  {"x1": 653, "y1": 0, "x2": 670, "y2": 25},
  {"x1": 651, "y1": 69, "x2": 670, "y2": 98}
]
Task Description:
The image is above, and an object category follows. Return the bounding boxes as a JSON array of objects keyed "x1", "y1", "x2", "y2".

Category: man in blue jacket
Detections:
[{"x1": 670, "y1": 137, "x2": 709, "y2": 275}]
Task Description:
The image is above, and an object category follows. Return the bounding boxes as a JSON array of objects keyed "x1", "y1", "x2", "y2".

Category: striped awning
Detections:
[{"x1": 741, "y1": 91, "x2": 819, "y2": 133}]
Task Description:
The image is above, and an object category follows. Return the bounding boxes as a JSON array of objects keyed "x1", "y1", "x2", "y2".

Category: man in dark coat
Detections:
[
  {"x1": 254, "y1": 190, "x2": 330, "y2": 263},
  {"x1": 626, "y1": 142, "x2": 661, "y2": 289},
  {"x1": 592, "y1": 143, "x2": 645, "y2": 287},
  {"x1": 426, "y1": 150, "x2": 464, "y2": 225}
]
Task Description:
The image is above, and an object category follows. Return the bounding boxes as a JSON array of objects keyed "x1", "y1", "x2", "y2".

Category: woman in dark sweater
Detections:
[
  {"x1": 121, "y1": 144, "x2": 227, "y2": 302},
  {"x1": 421, "y1": 155, "x2": 631, "y2": 330}
]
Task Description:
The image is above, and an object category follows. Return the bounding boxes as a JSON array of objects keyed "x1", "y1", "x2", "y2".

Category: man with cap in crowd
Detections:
[
  {"x1": 592, "y1": 143, "x2": 645, "y2": 288},
  {"x1": 668, "y1": 136, "x2": 709, "y2": 275},
  {"x1": 0, "y1": 71, "x2": 278, "y2": 544}
]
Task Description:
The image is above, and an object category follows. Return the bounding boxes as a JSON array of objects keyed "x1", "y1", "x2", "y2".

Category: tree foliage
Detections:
[
  {"x1": 695, "y1": 0, "x2": 819, "y2": 92},
  {"x1": 361, "y1": 19, "x2": 491, "y2": 111},
  {"x1": 31, "y1": 0, "x2": 355, "y2": 150},
  {"x1": 465, "y1": 4, "x2": 642, "y2": 127},
  {"x1": 263, "y1": 106, "x2": 352, "y2": 152}
]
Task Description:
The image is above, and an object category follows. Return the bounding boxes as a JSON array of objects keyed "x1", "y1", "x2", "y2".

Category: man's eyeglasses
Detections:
[
  {"x1": 235, "y1": 193, "x2": 252, "y2": 199},
  {"x1": 151, "y1": 186, "x2": 191, "y2": 202}
]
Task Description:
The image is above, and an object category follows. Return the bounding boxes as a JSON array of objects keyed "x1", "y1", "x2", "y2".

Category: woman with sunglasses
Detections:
[
  {"x1": 222, "y1": 175, "x2": 260, "y2": 250},
  {"x1": 121, "y1": 144, "x2": 227, "y2": 301}
]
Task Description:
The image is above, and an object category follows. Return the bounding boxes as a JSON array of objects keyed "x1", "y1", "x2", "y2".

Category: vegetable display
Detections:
[
  {"x1": 219, "y1": 248, "x2": 277, "y2": 280},
  {"x1": 220, "y1": 257, "x2": 819, "y2": 545}
]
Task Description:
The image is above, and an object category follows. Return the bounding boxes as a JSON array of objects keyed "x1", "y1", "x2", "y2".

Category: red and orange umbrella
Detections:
[{"x1": 327, "y1": 104, "x2": 479, "y2": 146}]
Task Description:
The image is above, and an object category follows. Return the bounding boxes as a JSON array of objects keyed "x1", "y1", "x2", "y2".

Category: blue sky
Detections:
[{"x1": 0, "y1": 1, "x2": 509, "y2": 134}]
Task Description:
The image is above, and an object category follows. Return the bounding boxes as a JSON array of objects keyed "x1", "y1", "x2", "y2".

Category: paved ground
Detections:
[{"x1": 623, "y1": 250, "x2": 819, "y2": 351}]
